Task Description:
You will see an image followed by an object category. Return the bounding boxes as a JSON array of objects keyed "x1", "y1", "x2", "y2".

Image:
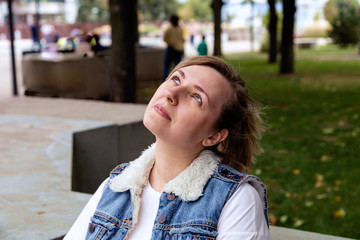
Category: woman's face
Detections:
[{"x1": 143, "y1": 65, "x2": 233, "y2": 150}]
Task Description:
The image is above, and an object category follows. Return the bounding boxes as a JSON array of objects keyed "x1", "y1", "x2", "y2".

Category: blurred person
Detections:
[
  {"x1": 64, "y1": 56, "x2": 269, "y2": 240},
  {"x1": 30, "y1": 15, "x2": 41, "y2": 50},
  {"x1": 162, "y1": 14, "x2": 185, "y2": 81},
  {"x1": 40, "y1": 20, "x2": 55, "y2": 44},
  {"x1": 197, "y1": 34, "x2": 208, "y2": 56},
  {"x1": 188, "y1": 20, "x2": 198, "y2": 47}
]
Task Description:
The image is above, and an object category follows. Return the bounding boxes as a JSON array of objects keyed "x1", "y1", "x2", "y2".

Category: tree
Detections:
[
  {"x1": 280, "y1": 0, "x2": 296, "y2": 74},
  {"x1": 241, "y1": 0, "x2": 255, "y2": 52},
  {"x1": 268, "y1": 0, "x2": 277, "y2": 63},
  {"x1": 138, "y1": 0, "x2": 179, "y2": 21},
  {"x1": 109, "y1": 0, "x2": 137, "y2": 102},
  {"x1": 178, "y1": 3, "x2": 195, "y2": 21},
  {"x1": 323, "y1": 0, "x2": 338, "y2": 23},
  {"x1": 324, "y1": 0, "x2": 360, "y2": 47},
  {"x1": 178, "y1": 0, "x2": 212, "y2": 21},
  {"x1": 77, "y1": 0, "x2": 109, "y2": 22},
  {"x1": 211, "y1": 0, "x2": 224, "y2": 56}
]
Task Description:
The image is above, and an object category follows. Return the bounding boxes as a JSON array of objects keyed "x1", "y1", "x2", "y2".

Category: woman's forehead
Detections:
[{"x1": 179, "y1": 65, "x2": 233, "y2": 105}]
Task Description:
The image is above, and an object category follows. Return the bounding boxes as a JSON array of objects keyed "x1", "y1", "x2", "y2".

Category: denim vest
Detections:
[{"x1": 85, "y1": 144, "x2": 268, "y2": 240}]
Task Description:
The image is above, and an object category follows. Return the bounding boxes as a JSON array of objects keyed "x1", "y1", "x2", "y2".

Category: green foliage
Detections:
[
  {"x1": 76, "y1": 0, "x2": 180, "y2": 22},
  {"x1": 76, "y1": 0, "x2": 109, "y2": 23},
  {"x1": 178, "y1": 0, "x2": 212, "y2": 21},
  {"x1": 323, "y1": 0, "x2": 339, "y2": 23},
  {"x1": 138, "y1": 0, "x2": 180, "y2": 21},
  {"x1": 260, "y1": 9, "x2": 282, "y2": 53},
  {"x1": 225, "y1": 45, "x2": 360, "y2": 238},
  {"x1": 323, "y1": 0, "x2": 359, "y2": 22},
  {"x1": 324, "y1": 0, "x2": 360, "y2": 47}
]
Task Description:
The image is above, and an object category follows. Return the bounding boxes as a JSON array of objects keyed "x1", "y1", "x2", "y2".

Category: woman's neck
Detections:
[{"x1": 149, "y1": 140, "x2": 203, "y2": 192}]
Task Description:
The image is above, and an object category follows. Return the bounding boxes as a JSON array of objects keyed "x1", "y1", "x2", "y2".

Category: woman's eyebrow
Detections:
[
  {"x1": 194, "y1": 85, "x2": 210, "y2": 104},
  {"x1": 177, "y1": 69, "x2": 210, "y2": 104},
  {"x1": 178, "y1": 69, "x2": 185, "y2": 78}
]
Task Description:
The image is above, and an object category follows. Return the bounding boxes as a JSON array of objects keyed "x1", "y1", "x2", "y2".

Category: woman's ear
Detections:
[{"x1": 202, "y1": 129, "x2": 229, "y2": 147}]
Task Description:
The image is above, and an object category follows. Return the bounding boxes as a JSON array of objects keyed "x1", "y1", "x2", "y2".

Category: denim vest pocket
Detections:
[
  {"x1": 169, "y1": 225, "x2": 217, "y2": 240},
  {"x1": 85, "y1": 213, "x2": 127, "y2": 240}
]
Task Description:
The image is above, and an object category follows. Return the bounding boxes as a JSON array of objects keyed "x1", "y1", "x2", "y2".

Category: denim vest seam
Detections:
[
  {"x1": 224, "y1": 183, "x2": 238, "y2": 202},
  {"x1": 153, "y1": 221, "x2": 217, "y2": 230},
  {"x1": 93, "y1": 224, "x2": 106, "y2": 240},
  {"x1": 153, "y1": 224, "x2": 172, "y2": 230},
  {"x1": 108, "y1": 228, "x2": 120, "y2": 240},
  {"x1": 91, "y1": 215, "x2": 128, "y2": 239},
  {"x1": 94, "y1": 211, "x2": 119, "y2": 226},
  {"x1": 212, "y1": 175, "x2": 232, "y2": 183},
  {"x1": 94, "y1": 211, "x2": 131, "y2": 229},
  {"x1": 167, "y1": 197, "x2": 178, "y2": 224},
  {"x1": 171, "y1": 234, "x2": 215, "y2": 239},
  {"x1": 216, "y1": 165, "x2": 247, "y2": 183},
  {"x1": 110, "y1": 163, "x2": 129, "y2": 177}
]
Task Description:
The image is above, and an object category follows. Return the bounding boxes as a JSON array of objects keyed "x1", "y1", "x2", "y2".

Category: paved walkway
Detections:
[{"x1": 0, "y1": 97, "x2": 147, "y2": 239}]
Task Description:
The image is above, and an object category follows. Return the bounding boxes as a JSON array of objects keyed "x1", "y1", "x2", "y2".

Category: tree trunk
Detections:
[
  {"x1": 280, "y1": 0, "x2": 296, "y2": 74},
  {"x1": 211, "y1": 0, "x2": 223, "y2": 56},
  {"x1": 268, "y1": 0, "x2": 277, "y2": 63},
  {"x1": 109, "y1": 0, "x2": 137, "y2": 102}
]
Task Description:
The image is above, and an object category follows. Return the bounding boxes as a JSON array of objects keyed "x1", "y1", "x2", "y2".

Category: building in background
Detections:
[
  {"x1": 0, "y1": 0, "x2": 78, "y2": 39},
  {"x1": 0, "y1": 0, "x2": 78, "y2": 24}
]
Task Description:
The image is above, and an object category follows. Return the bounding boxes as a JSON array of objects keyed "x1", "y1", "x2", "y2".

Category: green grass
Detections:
[{"x1": 225, "y1": 45, "x2": 360, "y2": 238}]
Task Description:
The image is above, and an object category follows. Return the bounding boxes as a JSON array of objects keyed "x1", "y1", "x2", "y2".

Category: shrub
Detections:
[{"x1": 325, "y1": 0, "x2": 360, "y2": 47}]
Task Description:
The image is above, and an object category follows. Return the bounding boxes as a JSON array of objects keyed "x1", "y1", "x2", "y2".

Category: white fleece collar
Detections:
[{"x1": 110, "y1": 143, "x2": 219, "y2": 202}]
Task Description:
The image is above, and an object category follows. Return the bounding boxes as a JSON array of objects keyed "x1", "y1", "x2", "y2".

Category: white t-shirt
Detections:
[{"x1": 65, "y1": 179, "x2": 269, "y2": 240}]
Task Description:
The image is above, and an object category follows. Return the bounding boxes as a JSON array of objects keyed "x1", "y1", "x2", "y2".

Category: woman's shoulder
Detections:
[
  {"x1": 215, "y1": 163, "x2": 268, "y2": 205},
  {"x1": 216, "y1": 163, "x2": 269, "y2": 228},
  {"x1": 216, "y1": 163, "x2": 265, "y2": 186}
]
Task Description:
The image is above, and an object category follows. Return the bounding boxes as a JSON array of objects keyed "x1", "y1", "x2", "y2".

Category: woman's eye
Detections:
[
  {"x1": 193, "y1": 94, "x2": 202, "y2": 104},
  {"x1": 172, "y1": 77, "x2": 180, "y2": 85}
]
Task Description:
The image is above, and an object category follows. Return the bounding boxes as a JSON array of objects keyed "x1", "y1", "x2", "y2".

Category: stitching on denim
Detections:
[
  {"x1": 110, "y1": 163, "x2": 129, "y2": 175},
  {"x1": 94, "y1": 211, "x2": 132, "y2": 229},
  {"x1": 224, "y1": 183, "x2": 236, "y2": 202},
  {"x1": 109, "y1": 227, "x2": 120, "y2": 240},
  {"x1": 122, "y1": 219, "x2": 132, "y2": 225},
  {"x1": 93, "y1": 224, "x2": 106, "y2": 239},
  {"x1": 218, "y1": 167, "x2": 245, "y2": 182},
  {"x1": 168, "y1": 197, "x2": 177, "y2": 223},
  {"x1": 172, "y1": 233, "x2": 216, "y2": 239},
  {"x1": 153, "y1": 221, "x2": 217, "y2": 231},
  {"x1": 94, "y1": 211, "x2": 119, "y2": 225},
  {"x1": 160, "y1": 197, "x2": 177, "y2": 240}
]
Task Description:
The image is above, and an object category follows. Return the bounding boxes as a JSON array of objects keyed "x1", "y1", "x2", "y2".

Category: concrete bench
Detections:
[
  {"x1": 72, "y1": 121, "x2": 155, "y2": 194},
  {"x1": 295, "y1": 38, "x2": 318, "y2": 49},
  {"x1": 22, "y1": 46, "x2": 165, "y2": 99},
  {"x1": 270, "y1": 226, "x2": 354, "y2": 240}
]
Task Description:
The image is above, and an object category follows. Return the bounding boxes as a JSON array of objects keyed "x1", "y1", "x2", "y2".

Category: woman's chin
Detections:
[{"x1": 143, "y1": 117, "x2": 159, "y2": 136}]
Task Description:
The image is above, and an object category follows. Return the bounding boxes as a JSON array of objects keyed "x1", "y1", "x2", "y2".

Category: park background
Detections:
[{"x1": 0, "y1": 0, "x2": 359, "y2": 239}]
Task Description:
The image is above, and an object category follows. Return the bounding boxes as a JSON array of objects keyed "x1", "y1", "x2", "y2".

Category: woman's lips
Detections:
[{"x1": 154, "y1": 105, "x2": 171, "y2": 120}]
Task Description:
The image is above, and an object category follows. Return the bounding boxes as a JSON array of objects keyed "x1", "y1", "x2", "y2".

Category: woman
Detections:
[
  {"x1": 162, "y1": 14, "x2": 185, "y2": 81},
  {"x1": 65, "y1": 56, "x2": 269, "y2": 240}
]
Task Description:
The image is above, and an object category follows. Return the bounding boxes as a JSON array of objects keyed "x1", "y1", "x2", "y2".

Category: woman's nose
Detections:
[{"x1": 166, "y1": 88, "x2": 178, "y2": 105}]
